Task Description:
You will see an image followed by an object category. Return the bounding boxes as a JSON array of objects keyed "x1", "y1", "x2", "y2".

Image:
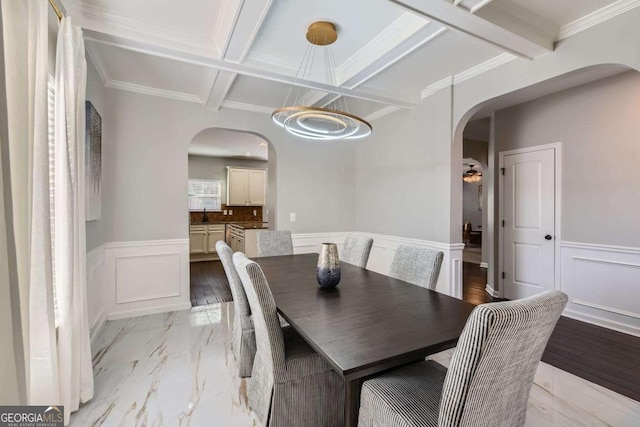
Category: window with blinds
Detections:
[
  {"x1": 48, "y1": 75, "x2": 59, "y2": 326},
  {"x1": 188, "y1": 180, "x2": 222, "y2": 211}
]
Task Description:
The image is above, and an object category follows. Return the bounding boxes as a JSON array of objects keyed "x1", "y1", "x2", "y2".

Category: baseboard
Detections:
[
  {"x1": 479, "y1": 262, "x2": 488, "y2": 269},
  {"x1": 563, "y1": 309, "x2": 640, "y2": 338},
  {"x1": 485, "y1": 283, "x2": 500, "y2": 298},
  {"x1": 107, "y1": 301, "x2": 193, "y2": 321}
]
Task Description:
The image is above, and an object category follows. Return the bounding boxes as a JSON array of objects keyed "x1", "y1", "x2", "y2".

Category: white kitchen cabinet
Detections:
[
  {"x1": 190, "y1": 224, "x2": 226, "y2": 261},
  {"x1": 227, "y1": 167, "x2": 266, "y2": 206},
  {"x1": 189, "y1": 226, "x2": 207, "y2": 254}
]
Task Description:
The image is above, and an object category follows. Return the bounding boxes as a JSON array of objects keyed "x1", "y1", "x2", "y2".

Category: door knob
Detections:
[{"x1": 544, "y1": 235, "x2": 553, "y2": 240}]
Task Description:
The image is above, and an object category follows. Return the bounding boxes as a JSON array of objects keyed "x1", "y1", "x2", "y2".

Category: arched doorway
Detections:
[{"x1": 186, "y1": 128, "x2": 276, "y2": 306}]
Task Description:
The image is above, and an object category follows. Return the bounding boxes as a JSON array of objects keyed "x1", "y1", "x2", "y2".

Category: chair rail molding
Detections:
[
  {"x1": 292, "y1": 231, "x2": 464, "y2": 299},
  {"x1": 560, "y1": 240, "x2": 640, "y2": 337}
]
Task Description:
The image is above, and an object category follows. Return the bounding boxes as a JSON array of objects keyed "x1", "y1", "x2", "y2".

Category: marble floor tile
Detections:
[{"x1": 73, "y1": 303, "x2": 640, "y2": 426}]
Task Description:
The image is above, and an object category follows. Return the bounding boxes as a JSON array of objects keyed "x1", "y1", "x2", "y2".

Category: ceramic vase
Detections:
[{"x1": 317, "y1": 243, "x2": 341, "y2": 288}]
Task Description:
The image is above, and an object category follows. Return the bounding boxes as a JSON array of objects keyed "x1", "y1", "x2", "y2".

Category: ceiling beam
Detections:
[
  {"x1": 83, "y1": 31, "x2": 421, "y2": 108},
  {"x1": 206, "y1": 0, "x2": 273, "y2": 110},
  {"x1": 389, "y1": 0, "x2": 552, "y2": 59}
]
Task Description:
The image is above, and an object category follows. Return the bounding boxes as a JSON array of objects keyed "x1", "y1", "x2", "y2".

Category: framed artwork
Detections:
[{"x1": 85, "y1": 101, "x2": 102, "y2": 221}]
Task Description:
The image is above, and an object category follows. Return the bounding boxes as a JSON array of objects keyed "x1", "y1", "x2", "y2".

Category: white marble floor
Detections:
[{"x1": 71, "y1": 304, "x2": 640, "y2": 426}]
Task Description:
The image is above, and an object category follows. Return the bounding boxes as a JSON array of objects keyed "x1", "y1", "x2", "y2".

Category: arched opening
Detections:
[
  {"x1": 452, "y1": 64, "x2": 636, "y2": 304},
  {"x1": 186, "y1": 127, "x2": 276, "y2": 306}
]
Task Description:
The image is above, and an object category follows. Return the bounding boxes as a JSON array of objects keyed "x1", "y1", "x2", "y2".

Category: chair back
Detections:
[
  {"x1": 389, "y1": 245, "x2": 444, "y2": 290},
  {"x1": 216, "y1": 241, "x2": 252, "y2": 329},
  {"x1": 439, "y1": 290, "x2": 568, "y2": 427},
  {"x1": 233, "y1": 252, "x2": 287, "y2": 381},
  {"x1": 341, "y1": 235, "x2": 374, "y2": 268},
  {"x1": 256, "y1": 230, "x2": 294, "y2": 257}
]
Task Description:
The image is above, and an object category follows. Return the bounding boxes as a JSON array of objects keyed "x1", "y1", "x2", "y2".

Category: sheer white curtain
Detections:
[
  {"x1": 54, "y1": 17, "x2": 93, "y2": 424},
  {"x1": 1, "y1": 0, "x2": 59, "y2": 406},
  {"x1": 1, "y1": 2, "x2": 93, "y2": 423}
]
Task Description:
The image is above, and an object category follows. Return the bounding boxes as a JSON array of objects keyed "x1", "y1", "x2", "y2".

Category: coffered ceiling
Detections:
[{"x1": 61, "y1": 0, "x2": 635, "y2": 122}]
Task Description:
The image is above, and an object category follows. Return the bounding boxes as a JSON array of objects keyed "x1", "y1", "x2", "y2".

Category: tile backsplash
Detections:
[{"x1": 189, "y1": 204, "x2": 263, "y2": 223}]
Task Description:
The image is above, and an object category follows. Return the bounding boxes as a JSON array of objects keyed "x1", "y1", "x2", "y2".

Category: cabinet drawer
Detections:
[{"x1": 207, "y1": 224, "x2": 225, "y2": 232}]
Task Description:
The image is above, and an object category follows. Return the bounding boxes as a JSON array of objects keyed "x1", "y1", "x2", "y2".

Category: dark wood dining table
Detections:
[{"x1": 255, "y1": 253, "x2": 476, "y2": 427}]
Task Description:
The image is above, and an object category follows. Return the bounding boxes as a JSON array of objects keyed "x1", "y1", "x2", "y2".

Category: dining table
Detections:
[{"x1": 255, "y1": 253, "x2": 476, "y2": 427}]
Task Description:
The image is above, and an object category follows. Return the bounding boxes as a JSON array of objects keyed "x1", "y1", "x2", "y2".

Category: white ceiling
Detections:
[
  {"x1": 63, "y1": 0, "x2": 630, "y2": 125},
  {"x1": 189, "y1": 128, "x2": 269, "y2": 160}
]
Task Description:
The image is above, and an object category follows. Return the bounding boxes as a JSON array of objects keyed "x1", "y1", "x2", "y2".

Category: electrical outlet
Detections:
[
  {"x1": 253, "y1": 209, "x2": 257, "y2": 216},
  {"x1": 290, "y1": 212, "x2": 296, "y2": 222},
  {"x1": 229, "y1": 210, "x2": 233, "y2": 215},
  {"x1": 223, "y1": 210, "x2": 228, "y2": 215}
]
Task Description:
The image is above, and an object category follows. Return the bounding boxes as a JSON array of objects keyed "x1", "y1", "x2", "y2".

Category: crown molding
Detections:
[
  {"x1": 453, "y1": 52, "x2": 516, "y2": 84},
  {"x1": 364, "y1": 105, "x2": 401, "y2": 122},
  {"x1": 71, "y1": 1, "x2": 220, "y2": 58},
  {"x1": 106, "y1": 80, "x2": 203, "y2": 104},
  {"x1": 337, "y1": 13, "x2": 429, "y2": 84},
  {"x1": 85, "y1": 43, "x2": 110, "y2": 86},
  {"x1": 557, "y1": 0, "x2": 640, "y2": 40},
  {"x1": 476, "y1": 3, "x2": 556, "y2": 46},
  {"x1": 342, "y1": 26, "x2": 447, "y2": 90},
  {"x1": 86, "y1": 40, "x2": 205, "y2": 104},
  {"x1": 421, "y1": 76, "x2": 453, "y2": 99},
  {"x1": 221, "y1": 100, "x2": 275, "y2": 114}
]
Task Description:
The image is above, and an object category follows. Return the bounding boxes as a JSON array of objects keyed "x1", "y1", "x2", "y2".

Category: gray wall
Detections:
[
  {"x1": 85, "y1": 58, "x2": 107, "y2": 251},
  {"x1": 188, "y1": 155, "x2": 267, "y2": 207},
  {"x1": 494, "y1": 71, "x2": 640, "y2": 248},
  {"x1": 355, "y1": 88, "x2": 454, "y2": 242},
  {"x1": 100, "y1": 88, "x2": 356, "y2": 243}
]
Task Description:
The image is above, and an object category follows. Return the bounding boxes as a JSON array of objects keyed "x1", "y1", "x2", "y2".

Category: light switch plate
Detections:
[
  {"x1": 223, "y1": 210, "x2": 228, "y2": 215},
  {"x1": 229, "y1": 210, "x2": 233, "y2": 215},
  {"x1": 290, "y1": 212, "x2": 296, "y2": 222}
]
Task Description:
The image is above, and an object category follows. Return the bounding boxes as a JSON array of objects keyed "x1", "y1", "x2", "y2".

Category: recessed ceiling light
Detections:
[
  {"x1": 245, "y1": 152, "x2": 252, "y2": 156},
  {"x1": 258, "y1": 141, "x2": 267, "y2": 147}
]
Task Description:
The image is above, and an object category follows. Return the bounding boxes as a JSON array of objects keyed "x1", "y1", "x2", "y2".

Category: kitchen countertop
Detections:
[
  {"x1": 190, "y1": 221, "x2": 267, "y2": 226},
  {"x1": 228, "y1": 222, "x2": 269, "y2": 230},
  {"x1": 190, "y1": 221, "x2": 269, "y2": 230}
]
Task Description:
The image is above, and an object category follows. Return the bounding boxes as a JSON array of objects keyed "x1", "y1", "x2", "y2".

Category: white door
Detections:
[{"x1": 502, "y1": 147, "x2": 556, "y2": 299}]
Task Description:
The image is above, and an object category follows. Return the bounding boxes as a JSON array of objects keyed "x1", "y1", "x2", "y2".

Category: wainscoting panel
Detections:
[
  {"x1": 561, "y1": 241, "x2": 640, "y2": 336},
  {"x1": 103, "y1": 239, "x2": 191, "y2": 320},
  {"x1": 87, "y1": 244, "x2": 106, "y2": 342},
  {"x1": 292, "y1": 232, "x2": 464, "y2": 298}
]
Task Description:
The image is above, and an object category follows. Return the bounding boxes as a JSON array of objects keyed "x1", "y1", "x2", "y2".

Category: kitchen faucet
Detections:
[{"x1": 203, "y1": 207, "x2": 207, "y2": 222}]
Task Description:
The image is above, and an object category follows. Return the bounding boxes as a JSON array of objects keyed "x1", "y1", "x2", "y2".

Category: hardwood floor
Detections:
[
  {"x1": 462, "y1": 261, "x2": 494, "y2": 305},
  {"x1": 189, "y1": 260, "x2": 233, "y2": 306},
  {"x1": 463, "y1": 261, "x2": 640, "y2": 403}
]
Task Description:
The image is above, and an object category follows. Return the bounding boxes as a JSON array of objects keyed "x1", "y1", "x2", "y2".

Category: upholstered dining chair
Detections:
[
  {"x1": 389, "y1": 245, "x2": 444, "y2": 290},
  {"x1": 341, "y1": 235, "x2": 374, "y2": 268},
  {"x1": 215, "y1": 241, "x2": 256, "y2": 378},
  {"x1": 358, "y1": 290, "x2": 568, "y2": 427},
  {"x1": 233, "y1": 252, "x2": 344, "y2": 427},
  {"x1": 256, "y1": 230, "x2": 294, "y2": 257}
]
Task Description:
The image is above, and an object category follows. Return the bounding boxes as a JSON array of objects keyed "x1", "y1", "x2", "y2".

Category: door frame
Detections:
[{"x1": 498, "y1": 142, "x2": 562, "y2": 298}]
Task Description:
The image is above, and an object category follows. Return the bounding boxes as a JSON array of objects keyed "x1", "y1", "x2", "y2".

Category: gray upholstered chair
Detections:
[
  {"x1": 256, "y1": 230, "x2": 294, "y2": 257},
  {"x1": 358, "y1": 290, "x2": 568, "y2": 427},
  {"x1": 389, "y1": 245, "x2": 444, "y2": 290},
  {"x1": 215, "y1": 241, "x2": 256, "y2": 378},
  {"x1": 233, "y1": 252, "x2": 344, "y2": 427},
  {"x1": 341, "y1": 235, "x2": 374, "y2": 268}
]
